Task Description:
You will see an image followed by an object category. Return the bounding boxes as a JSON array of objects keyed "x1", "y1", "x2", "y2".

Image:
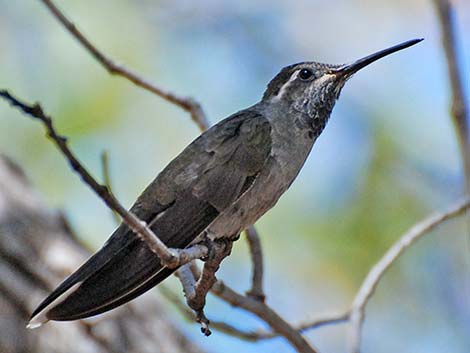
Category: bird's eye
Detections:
[{"x1": 299, "y1": 68, "x2": 314, "y2": 80}]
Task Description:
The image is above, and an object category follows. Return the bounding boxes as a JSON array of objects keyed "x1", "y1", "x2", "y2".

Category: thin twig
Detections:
[
  {"x1": 433, "y1": 0, "x2": 470, "y2": 192},
  {"x1": 348, "y1": 198, "x2": 470, "y2": 353},
  {"x1": 100, "y1": 150, "x2": 121, "y2": 225},
  {"x1": 244, "y1": 225, "x2": 266, "y2": 301},
  {"x1": 0, "y1": 90, "x2": 208, "y2": 269},
  {"x1": 39, "y1": 0, "x2": 210, "y2": 131},
  {"x1": 257, "y1": 311, "x2": 350, "y2": 339}
]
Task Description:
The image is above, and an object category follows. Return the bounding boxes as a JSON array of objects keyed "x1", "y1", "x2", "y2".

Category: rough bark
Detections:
[{"x1": 0, "y1": 155, "x2": 205, "y2": 353}]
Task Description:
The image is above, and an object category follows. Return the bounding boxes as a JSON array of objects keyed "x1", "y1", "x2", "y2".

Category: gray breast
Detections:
[{"x1": 203, "y1": 115, "x2": 315, "y2": 240}]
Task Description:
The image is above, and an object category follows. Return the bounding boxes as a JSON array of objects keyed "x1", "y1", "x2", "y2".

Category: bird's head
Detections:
[{"x1": 262, "y1": 39, "x2": 423, "y2": 126}]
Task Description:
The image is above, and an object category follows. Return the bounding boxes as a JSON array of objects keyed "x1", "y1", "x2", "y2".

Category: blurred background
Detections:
[{"x1": 0, "y1": 0, "x2": 469, "y2": 352}]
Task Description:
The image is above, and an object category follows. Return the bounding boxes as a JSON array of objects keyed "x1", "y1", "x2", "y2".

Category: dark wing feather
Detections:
[{"x1": 29, "y1": 109, "x2": 272, "y2": 324}]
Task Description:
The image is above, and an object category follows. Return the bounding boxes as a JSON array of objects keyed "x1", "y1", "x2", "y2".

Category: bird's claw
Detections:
[{"x1": 199, "y1": 235, "x2": 233, "y2": 262}]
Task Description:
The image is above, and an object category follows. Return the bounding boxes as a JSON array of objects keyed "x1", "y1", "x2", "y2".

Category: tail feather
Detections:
[
  {"x1": 28, "y1": 192, "x2": 220, "y2": 326},
  {"x1": 51, "y1": 267, "x2": 175, "y2": 321},
  {"x1": 28, "y1": 229, "x2": 169, "y2": 325},
  {"x1": 46, "y1": 239, "x2": 167, "y2": 321}
]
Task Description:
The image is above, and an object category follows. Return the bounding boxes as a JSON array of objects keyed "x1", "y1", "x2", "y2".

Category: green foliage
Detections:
[{"x1": 303, "y1": 126, "x2": 426, "y2": 282}]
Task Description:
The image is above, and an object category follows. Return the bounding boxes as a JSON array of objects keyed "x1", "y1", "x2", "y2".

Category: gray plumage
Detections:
[{"x1": 29, "y1": 38, "x2": 422, "y2": 327}]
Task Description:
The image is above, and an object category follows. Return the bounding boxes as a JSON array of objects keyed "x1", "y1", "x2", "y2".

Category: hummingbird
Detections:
[{"x1": 28, "y1": 38, "x2": 422, "y2": 328}]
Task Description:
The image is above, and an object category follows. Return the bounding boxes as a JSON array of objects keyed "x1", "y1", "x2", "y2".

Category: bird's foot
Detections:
[{"x1": 199, "y1": 235, "x2": 233, "y2": 262}]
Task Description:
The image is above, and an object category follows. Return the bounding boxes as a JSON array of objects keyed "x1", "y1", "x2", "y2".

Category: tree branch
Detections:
[
  {"x1": 159, "y1": 284, "x2": 263, "y2": 341},
  {"x1": 39, "y1": 0, "x2": 210, "y2": 132},
  {"x1": 164, "y1": 280, "x2": 349, "y2": 342},
  {"x1": 100, "y1": 150, "x2": 121, "y2": 225},
  {"x1": 161, "y1": 283, "x2": 349, "y2": 341},
  {"x1": 433, "y1": 0, "x2": 470, "y2": 192},
  {"x1": 176, "y1": 240, "x2": 234, "y2": 336},
  {"x1": 175, "y1": 263, "x2": 212, "y2": 336},
  {"x1": 244, "y1": 226, "x2": 266, "y2": 301},
  {"x1": 0, "y1": 90, "x2": 208, "y2": 269},
  {"x1": 210, "y1": 280, "x2": 319, "y2": 353},
  {"x1": 256, "y1": 311, "x2": 350, "y2": 339},
  {"x1": 348, "y1": 198, "x2": 470, "y2": 353}
]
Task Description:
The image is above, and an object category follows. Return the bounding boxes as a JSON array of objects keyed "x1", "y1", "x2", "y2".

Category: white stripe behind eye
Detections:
[{"x1": 271, "y1": 70, "x2": 299, "y2": 102}]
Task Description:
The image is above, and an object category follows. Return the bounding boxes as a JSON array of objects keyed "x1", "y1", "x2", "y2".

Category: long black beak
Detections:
[{"x1": 333, "y1": 38, "x2": 423, "y2": 75}]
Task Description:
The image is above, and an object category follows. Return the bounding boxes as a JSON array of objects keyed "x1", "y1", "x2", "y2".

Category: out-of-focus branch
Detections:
[
  {"x1": 0, "y1": 90, "x2": 209, "y2": 269},
  {"x1": 244, "y1": 226, "x2": 266, "y2": 301},
  {"x1": 39, "y1": 0, "x2": 209, "y2": 132},
  {"x1": 433, "y1": 0, "x2": 470, "y2": 191},
  {"x1": 348, "y1": 198, "x2": 470, "y2": 353}
]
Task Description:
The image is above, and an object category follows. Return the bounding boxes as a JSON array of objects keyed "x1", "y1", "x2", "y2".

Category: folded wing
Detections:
[{"x1": 29, "y1": 110, "x2": 272, "y2": 326}]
